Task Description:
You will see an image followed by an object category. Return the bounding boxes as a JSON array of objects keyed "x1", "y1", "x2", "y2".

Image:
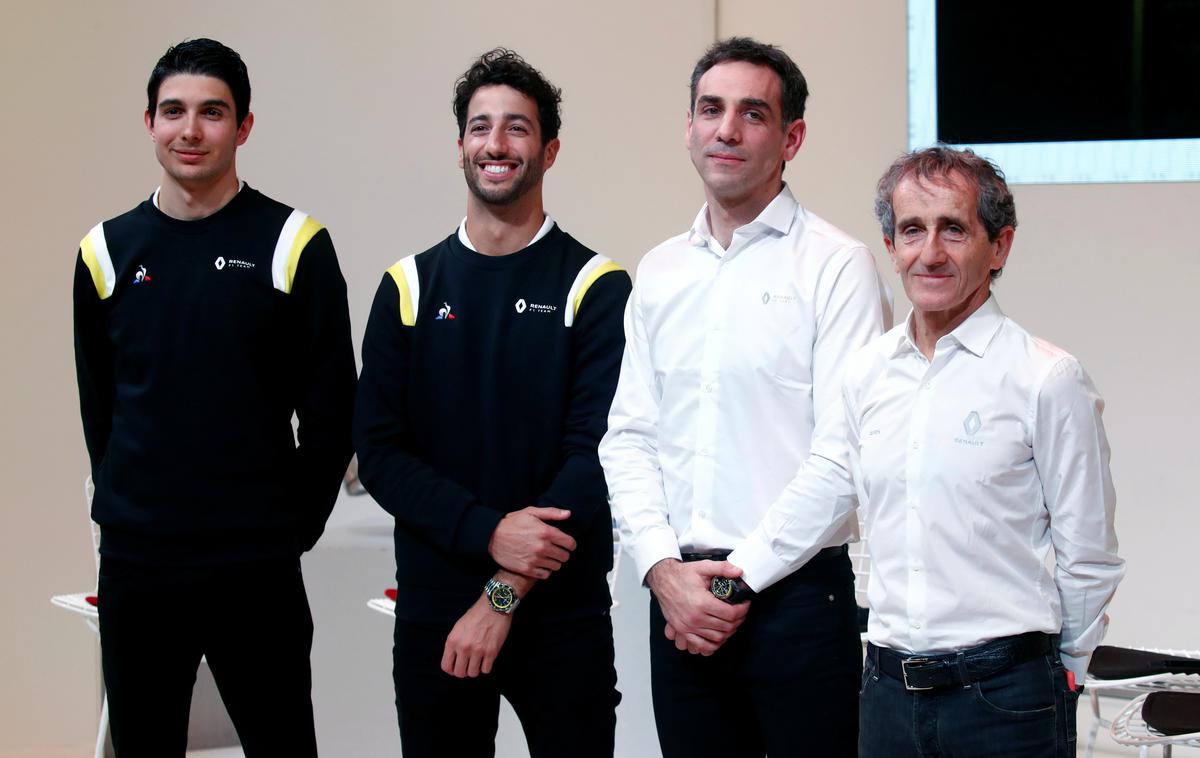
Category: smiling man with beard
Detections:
[{"x1": 354, "y1": 49, "x2": 630, "y2": 757}]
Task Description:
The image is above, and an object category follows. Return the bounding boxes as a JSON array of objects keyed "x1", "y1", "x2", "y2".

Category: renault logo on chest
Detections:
[
  {"x1": 515, "y1": 298, "x2": 527, "y2": 313},
  {"x1": 215, "y1": 257, "x2": 226, "y2": 270}
]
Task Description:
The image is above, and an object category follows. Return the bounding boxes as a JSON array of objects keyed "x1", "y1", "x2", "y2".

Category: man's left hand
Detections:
[{"x1": 441, "y1": 594, "x2": 513, "y2": 678}]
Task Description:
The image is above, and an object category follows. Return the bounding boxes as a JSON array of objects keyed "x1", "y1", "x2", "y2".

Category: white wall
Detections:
[{"x1": 2, "y1": 1, "x2": 1196, "y2": 755}]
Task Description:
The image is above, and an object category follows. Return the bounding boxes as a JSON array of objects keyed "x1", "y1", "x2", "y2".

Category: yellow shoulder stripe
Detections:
[
  {"x1": 573, "y1": 260, "x2": 623, "y2": 318},
  {"x1": 79, "y1": 223, "x2": 115, "y2": 300},
  {"x1": 386, "y1": 260, "x2": 417, "y2": 326},
  {"x1": 271, "y1": 210, "x2": 325, "y2": 294},
  {"x1": 284, "y1": 217, "x2": 325, "y2": 294}
]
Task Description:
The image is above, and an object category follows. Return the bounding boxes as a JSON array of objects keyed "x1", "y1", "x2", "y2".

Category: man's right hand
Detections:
[
  {"x1": 487, "y1": 506, "x2": 576, "y2": 579},
  {"x1": 647, "y1": 558, "x2": 750, "y2": 656}
]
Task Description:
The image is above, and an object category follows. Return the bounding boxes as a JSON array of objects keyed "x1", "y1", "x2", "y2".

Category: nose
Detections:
[
  {"x1": 918, "y1": 234, "x2": 948, "y2": 268},
  {"x1": 484, "y1": 127, "x2": 508, "y2": 156},
  {"x1": 180, "y1": 113, "x2": 202, "y2": 143},
  {"x1": 715, "y1": 111, "x2": 740, "y2": 145}
]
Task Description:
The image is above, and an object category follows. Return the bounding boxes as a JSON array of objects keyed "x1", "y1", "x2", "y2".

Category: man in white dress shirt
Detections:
[
  {"x1": 599, "y1": 37, "x2": 890, "y2": 757},
  {"x1": 849, "y1": 146, "x2": 1125, "y2": 756}
]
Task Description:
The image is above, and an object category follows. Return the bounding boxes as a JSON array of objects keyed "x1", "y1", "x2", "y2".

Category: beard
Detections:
[{"x1": 463, "y1": 152, "x2": 545, "y2": 206}]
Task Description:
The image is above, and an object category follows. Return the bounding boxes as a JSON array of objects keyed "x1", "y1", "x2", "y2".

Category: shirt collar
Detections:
[
  {"x1": 892, "y1": 294, "x2": 1006, "y2": 359},
  {"x1": 457, "y1": 213, "x2": 554, "y2": 252},
  {"x1": 687, "y1": 184, "x2": 798, "y2": 251}
]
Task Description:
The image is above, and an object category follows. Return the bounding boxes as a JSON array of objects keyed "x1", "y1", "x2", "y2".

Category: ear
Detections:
[
  {"x1": 457, "y1": 138, "x2": 465, "y2": 169},
  {"x1": 782, "y1": 118, "x2": 806, "y2": 162},
  {"x1": 684, "y1": 108, "x2": 694, "y2": 147},
  {"x1": 145, "y1": 110, "x2": 155, "y2": 140},
  {"x1": 990, "y1": 226, "x2": 1014, "y2": 273},
  {"x1": 541, "y1": 137, "x2": 560, "y2": 171},
  {"x1": 883, "y1": 235, "x2": 900, "y2": 274},
  {"x1": 235, "y1": 112, "x2": 254, "y2": 147}
]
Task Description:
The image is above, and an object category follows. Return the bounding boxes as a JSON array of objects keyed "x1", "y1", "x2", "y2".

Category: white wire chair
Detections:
[
  {"x1": 1086, "y1": 646, "x2": 1200, "y2": 726},
  {"x1": 367, "y1": 517, "x2": 624, "y2": 618},
  {"x1": 847, "y1": 516, "x2": 870, "y2": 645},
  {"x1": 49, "y1": 477, "x2": 107, "y2": 758},
  {"x1": 1110, "y1": 690, "x2": 1200, "y2": 757}
]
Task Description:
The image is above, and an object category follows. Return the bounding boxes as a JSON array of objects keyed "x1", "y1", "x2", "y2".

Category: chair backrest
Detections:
[
  {"x1": 85, "y1": 476, "x2": 100, "y2": 576},
  {"x1": 607, "y1": 516, "x2": 621, "y2": 609},
  {"x1": 847, "y1": 514, "x2": 870, "y2": 610}
]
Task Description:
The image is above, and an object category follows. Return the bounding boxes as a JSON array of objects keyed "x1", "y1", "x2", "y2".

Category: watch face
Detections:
[
  {"x1": 489, "y1": 582, "x2": 516, "y2": 612},
  {"x1": 710, "y1": 576, "x2": 735, "y2": 601}
]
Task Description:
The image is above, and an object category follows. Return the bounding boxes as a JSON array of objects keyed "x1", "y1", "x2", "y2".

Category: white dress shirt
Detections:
[
  {"x1": 843, "y1": 295, "x2": 1124, "y2": 679},
  {"x1": 599, "y1": 186, "x2": 891, "y2": 590}
]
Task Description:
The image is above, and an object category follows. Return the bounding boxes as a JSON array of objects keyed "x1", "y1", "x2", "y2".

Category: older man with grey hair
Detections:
[{"x1": 703, "y1": 145, "x2": 1125, "y2": 755}]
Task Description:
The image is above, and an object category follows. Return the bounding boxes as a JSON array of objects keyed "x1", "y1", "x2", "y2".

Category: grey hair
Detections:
[{"x1": 874, "y1": 146, "x2": 1017, "y2": 279}]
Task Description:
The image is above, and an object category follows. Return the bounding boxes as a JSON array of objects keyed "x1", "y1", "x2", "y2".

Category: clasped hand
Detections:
[{"x1": 648, "y1": 558, "x2": 750, "y2": 656}]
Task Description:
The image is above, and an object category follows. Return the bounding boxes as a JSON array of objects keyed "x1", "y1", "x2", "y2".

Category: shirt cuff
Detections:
[
  {"x1": 727, "y1": 534, "x2": 794, "y2": 592},
  {"x1": 1060, "y1": 650, "x2": 1090, "y2": 684},
  {"x1": 629, "y1": 526, "x2": 683, "y2": 586}
]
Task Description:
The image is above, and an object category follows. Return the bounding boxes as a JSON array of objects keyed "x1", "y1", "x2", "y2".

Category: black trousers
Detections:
[
  {"x1": 393, "y1": 609, "x2": 620, "y2": 758},
  {"x1": 97, "y1": 556, "x2": 317, "y2": 758},
  {"x1": 649, "y1": 550, "x2": 861, "y2": 758}
]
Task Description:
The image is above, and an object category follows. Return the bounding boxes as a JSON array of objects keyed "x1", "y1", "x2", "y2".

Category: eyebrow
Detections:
[
  {"x1": 468, "y1": 112, "x2": 534, "y2": 126},
  {"x1": 157, "y1": 98, "x2": 231, "y2": 111},
  {"x1": 696, "y1": 94, "x2": 774, "y2": 113},
  {"x1": 896, "y1": 214, "x2": 970, "y2": 229}
]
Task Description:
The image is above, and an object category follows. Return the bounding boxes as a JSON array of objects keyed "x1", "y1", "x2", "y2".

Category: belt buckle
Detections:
[{"x1": 901, "y1": 657, "x2": 934, "y2": 691}]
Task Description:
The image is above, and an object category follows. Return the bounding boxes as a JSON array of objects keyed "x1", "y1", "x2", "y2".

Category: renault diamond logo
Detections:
[
  {"x1": 515, "y1": 298, "x2": 527, "y2": 313},
  {"x1": 214, "y1": 257, "x2": 226, "y2": 270},
  {"x1": 762, "y1": 292, "x2": 771, "y2": 305},
  {"x1": 963, "y1": 411, "x2": 982, "y2": 436}
]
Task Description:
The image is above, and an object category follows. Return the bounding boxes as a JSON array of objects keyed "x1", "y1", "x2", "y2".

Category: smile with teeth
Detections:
[{"x1": 481, "y1": 164, "x2": 516, "y2": 176}]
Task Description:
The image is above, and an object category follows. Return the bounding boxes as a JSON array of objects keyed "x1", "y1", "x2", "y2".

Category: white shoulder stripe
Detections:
[
  {"x1": 400, "y1": 255, "x2": 421, "y2": 320},
  {"x1": 271, "y1": 210, "x2": 309, "y2": 292},
  {"x1": 564, "y1": 253, "x2": 618, "y2": 327},
  {"x1": 84, "y1": 222, "x2": 116, "y2": 300}
]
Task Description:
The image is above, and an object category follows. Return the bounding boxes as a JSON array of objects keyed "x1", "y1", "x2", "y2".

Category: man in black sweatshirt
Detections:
[
  {"x1": 72, "y1": 38, "x2": 355, "y2": 757},
  {"x1": 355, "y1": 49, "x2": 630, "y2": 757}
]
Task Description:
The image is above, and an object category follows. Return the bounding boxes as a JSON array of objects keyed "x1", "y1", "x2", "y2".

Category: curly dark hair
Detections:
[
  {"x1": 147, "y1": 38, "x2": 250, "y2": 126},
  {"x1": 689, "y1": 37, "x2": 809, "y2": 127},
  {"x1": 453, "y1": 49, "x2": 562, "y2": 144}
]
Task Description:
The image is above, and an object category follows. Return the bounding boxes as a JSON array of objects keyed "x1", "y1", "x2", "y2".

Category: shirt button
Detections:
[{"x1": 911, "y1": 620, "x2": 923, "y2": 630}]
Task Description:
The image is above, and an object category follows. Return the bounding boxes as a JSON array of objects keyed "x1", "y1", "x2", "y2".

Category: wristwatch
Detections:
[
  {"x1": 710, "y1": 576, "x2": 754, "y2": 604},
  {"x1": 484, "y1": 578, "x2": 520, "y2": 614}
]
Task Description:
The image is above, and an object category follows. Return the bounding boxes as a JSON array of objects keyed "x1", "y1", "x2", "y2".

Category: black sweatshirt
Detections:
[
  {"x1": 354, "y1": 224, "x2": 631, "y2": 624},
  {"x1": 73, "y1": 186, "x2": 357, "y2": 565}
]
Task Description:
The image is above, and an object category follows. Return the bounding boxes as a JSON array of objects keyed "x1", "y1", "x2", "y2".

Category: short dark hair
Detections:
[
  {"x1": 147, "y1": 38, "x2": 251, "y2": 126},
  {"x1": 874, "y1": 146, "x2": 1018, "y2": 279},
  {"x1": 689, "y1": 37, "x2": 809, "y2": 126},
  {"x1": 453, "y1": 49, "x2": 562, "y2": 144}
]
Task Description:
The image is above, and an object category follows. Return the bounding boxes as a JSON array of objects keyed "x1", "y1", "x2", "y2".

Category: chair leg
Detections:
[
  {"x1": 94, "y1": 692, "x2": 108, "y2": 758},
  {"x1": 1162, "y1": 744, "x2": 1172, "y2": 758}
]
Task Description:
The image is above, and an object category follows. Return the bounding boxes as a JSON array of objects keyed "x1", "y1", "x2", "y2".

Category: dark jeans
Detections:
[
  {"x1": 393, "y1": 610, "x2": 620, "y2": 758},
  {"x1": 649, "y1": 550, "x2": 861, "y2": 758},
  {"x1": 97, "y1": 556, "x2": 317, "y2": 758},
  {"x1": 859, "y1": 641, "x2": 1080, "y2": 757}
]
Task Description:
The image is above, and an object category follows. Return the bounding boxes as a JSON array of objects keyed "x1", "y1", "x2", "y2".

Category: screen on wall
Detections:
[{"x1": 907, "y1": 0, "x2": 1200, "y2": 183}]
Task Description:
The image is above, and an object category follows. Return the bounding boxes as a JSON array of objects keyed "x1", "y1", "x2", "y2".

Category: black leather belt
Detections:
[
  {"x1": 681, "y1": 545, "x2": 845, "y2": 563},
  {"x1": 870, "y1": 631, "x2": 1052, "y2": 691}
]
